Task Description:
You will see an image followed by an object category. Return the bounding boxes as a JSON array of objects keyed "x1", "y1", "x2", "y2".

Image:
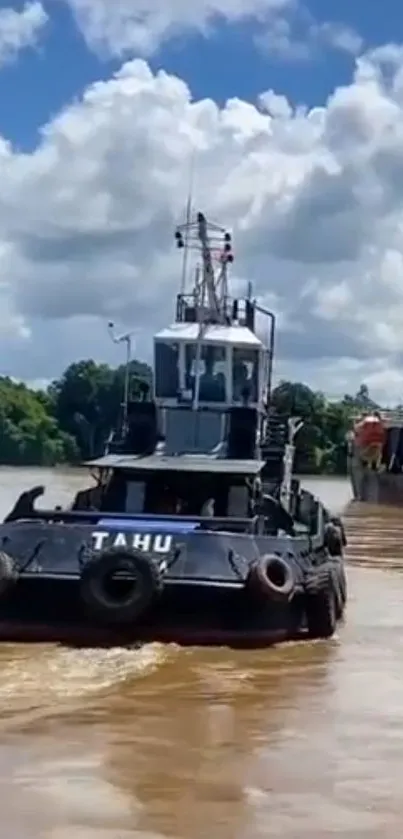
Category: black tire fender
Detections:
[
  {"x1": 79, "y1": 547, "x2": 164, "y2": 625},
  {"x1": 247, "y1": 553, "x2": 295, "y2": 602},
  {"x1": 330, "y1": 515, "x2": 347, "y2": 547},
  {"x1": 304, "y1": 563, "x2": 337, "y2": 638},
  {"x1": 338, "y1": 563, "x2": 347, "y2": 605},
  {"x1": 324, "y1": 521, "x2": 344, "y2": 557},
  {"x1": 0, "y1": 551, "x2": 19, "y2": 597},
  {"x1": 329, "y1": 559, "x2": 347, "y2": 617}
]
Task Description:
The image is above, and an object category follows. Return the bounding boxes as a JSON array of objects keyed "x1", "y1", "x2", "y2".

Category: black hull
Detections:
[
  {"x1": 0, "y1": 577, "x2": 306, "y2": 648},
  {"x1": 0, "y1": 514, "x2": 346, "y2": 648},
  {"x1": 0, "y1": 573, "x2": 344, "y2": 648},
  {"x1": 0, "y1": 621, "x2": 304, "y2": 649}
]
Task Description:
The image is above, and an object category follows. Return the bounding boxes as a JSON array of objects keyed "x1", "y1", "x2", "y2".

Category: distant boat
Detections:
[{"x1": 348, "y1": 409, "x2": 403, "y2": 505}]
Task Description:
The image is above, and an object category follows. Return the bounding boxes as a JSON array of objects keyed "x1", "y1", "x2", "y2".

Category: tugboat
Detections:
[
  {"x1": 348, "y1": 410, "x2": 403, "y2": 505},
  {"x1": 0, "y1": 212, "x2": 347, "y2": 647}
]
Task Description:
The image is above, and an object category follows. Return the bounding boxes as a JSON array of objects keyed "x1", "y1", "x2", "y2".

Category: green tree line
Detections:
[{"x1": 0, "y1": 361, "x2": 380, "y2": 473}]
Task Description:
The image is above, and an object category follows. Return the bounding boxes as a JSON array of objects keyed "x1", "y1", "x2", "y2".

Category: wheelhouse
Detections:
[{"x1": 154, "y1": 323, "x2": 266, "y2": 410}]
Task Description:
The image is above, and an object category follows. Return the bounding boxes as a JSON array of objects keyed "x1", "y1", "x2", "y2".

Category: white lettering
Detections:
[
  {"x1": 154, "y1": 534, "x2": 172, "y2": 553},
  {"x1": 92, "y1": 531, "x2": 109, "y2": 551},
  {"x1": 132, "y1": 533, "x2": 151, "y2": 552},
  {"x1": 91, "y1": 532, "x2": 173, "y2": 554}
]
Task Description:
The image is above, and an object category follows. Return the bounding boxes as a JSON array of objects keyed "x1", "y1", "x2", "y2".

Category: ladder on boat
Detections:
[{"x1": 261, "y1": 413, "x2": 288, "y2": 480}]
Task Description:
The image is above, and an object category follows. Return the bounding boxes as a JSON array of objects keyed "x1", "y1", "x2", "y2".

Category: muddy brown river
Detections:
[{"x1": 0, "y1": 468, "x2": 402, "y2": 838}]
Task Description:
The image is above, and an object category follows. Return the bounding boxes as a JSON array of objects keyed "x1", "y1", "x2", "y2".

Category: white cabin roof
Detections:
[
  {"x1": 154, "y1": 322, "x2": 263, "y2": 348},
  {"x1": 85, "y1": 454, "x2": 264, "y2": 475}
]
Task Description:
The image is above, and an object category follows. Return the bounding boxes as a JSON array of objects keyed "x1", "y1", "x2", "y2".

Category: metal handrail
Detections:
[{"x1": 9, "y1": 509, "x2": 260, "y2": 530}]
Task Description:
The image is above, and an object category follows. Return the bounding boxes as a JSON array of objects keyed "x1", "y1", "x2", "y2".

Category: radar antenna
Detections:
[
  {"x1": 175, "y1": 211, "x2": 234, "y2": 325},
  {"x1": 174, "y1": 211, "x2": 234, "y2": 410}
]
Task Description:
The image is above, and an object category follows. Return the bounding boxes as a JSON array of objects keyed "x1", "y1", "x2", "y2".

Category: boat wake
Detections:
[{"x1": 0, "y1": 642, "x2": 174, "y2": 729}]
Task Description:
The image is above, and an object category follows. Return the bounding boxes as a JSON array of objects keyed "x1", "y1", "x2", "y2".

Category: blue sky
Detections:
[
  {"x1": 2, "y1": 0, "x2": 403, "y2": 400},
  {"x1": 1, "y1": 0, "x2": 401, "y2": 151}
]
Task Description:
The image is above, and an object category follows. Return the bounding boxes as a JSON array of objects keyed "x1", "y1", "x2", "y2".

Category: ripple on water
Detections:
[{"x1": 0, "y1": 642, "x2": 177, "y2": 729}]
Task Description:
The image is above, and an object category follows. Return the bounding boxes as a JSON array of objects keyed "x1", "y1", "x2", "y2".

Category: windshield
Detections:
[
  {"x1": 154, "y1": 341, "x2": 179, "y2": 399},
  {"x1": 185, "y1": 343, "x2": 227, "y2": 402},
  {"x1": 232, "y1": 347, "x2": 259, "y2": 403}
]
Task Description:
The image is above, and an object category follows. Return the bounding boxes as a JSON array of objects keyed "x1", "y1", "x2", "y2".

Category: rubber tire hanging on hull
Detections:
[
  {"x1": 304, "y1": 563, "x2": 337, "y2": 639},
  {"x1": 0, "y1": 551, "x2": 19, "y2": 597},
  {"x1": 324, "y1": 521, "x2": 345, "y2": 557},
  {"x1": 339, "y1": 564, "x2": 347, "y2": 605},
  {"x1": 330, "y1": 558, "x2": 347, "y2": 612},
  {"x1": 331, "y1": 516, "x2": 347, "y2": 547},
  {"x1": 329, "y1": 561, "x2": 346, "y2": 620},
  {"x1": 247, "y1": 554, "x2": 295, "y2": 602},
  {"x1": 79, "y1": 547, "x2": 164, "y2": 625}
]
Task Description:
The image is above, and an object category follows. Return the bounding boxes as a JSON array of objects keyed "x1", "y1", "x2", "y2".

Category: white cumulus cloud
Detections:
[
  {"x1": 63, "y1": 0, "x2": 363, "y2": 63},
  {"x1": 0, "y1": 2, "x2": 48, "y2": 66},
  {"x1": 257, "y1": 4, "x2": 363, "y2": 63},
  {"x1": 2, "y1": 50, "x2": 403, "y2": 400},
  {"x1": 62, "y1": 0, "x2": 291, "y2": 56}
]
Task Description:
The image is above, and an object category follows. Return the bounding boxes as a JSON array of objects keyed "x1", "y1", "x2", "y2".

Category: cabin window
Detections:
[
  {"x1": 185, "y1": 343, "x2": 227, "y2": 402},
  {"x1": 232, "y1": 348, "x2": 259, "y2": 403},
  {"x1": 154, "y1": 342, "x2": 179, "y2": 399},
  {"x1": 125, "y1": 480, "x2": 146, "y2": 513}
]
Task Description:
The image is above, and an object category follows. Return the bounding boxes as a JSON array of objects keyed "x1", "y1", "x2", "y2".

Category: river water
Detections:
[{"x1": 0, "y1": 468, "x2": 402, "y2": 838}]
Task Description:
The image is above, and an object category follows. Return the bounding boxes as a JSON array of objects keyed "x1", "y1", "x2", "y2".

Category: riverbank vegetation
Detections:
[{"x1": 0, "y1": 362, "x2": 380, "y2": 473}]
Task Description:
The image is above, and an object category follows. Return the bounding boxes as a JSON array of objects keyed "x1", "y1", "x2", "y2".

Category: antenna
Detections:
[
  {"x1": 180, "y1": 149, "x2": 196, "y2": 295},
  {"x1": 108, "y1": 321, "x2": 136, "y2": 433}
]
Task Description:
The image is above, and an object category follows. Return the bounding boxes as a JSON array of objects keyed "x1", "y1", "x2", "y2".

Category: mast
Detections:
[
  {"x1": 175, "y1": 211, "x2": 234, "y2": 410},
  {"x1": 175, "y1": 212, "x2": 234, "y2": 324},
  {"x1": 197, "y1": 212, "x2": 220, "y2": 320},
  {"x1": 107, "y1": 322, "x2": 135, "y2": 436},
  {"x1": 280, "y1": 418, "x2": 304, "y2": 511}
]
